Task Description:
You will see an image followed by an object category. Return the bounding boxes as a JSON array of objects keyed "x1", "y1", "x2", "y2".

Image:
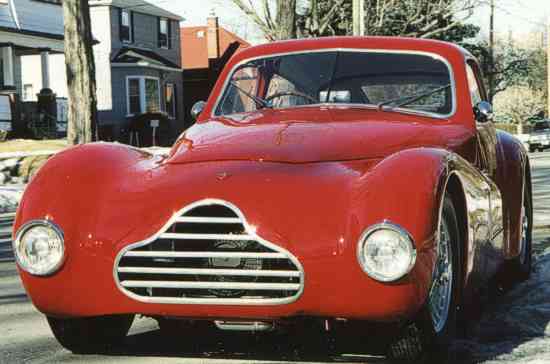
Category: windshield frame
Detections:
[{"x1": 211, "y1": 48, "x2": 457, "y2": 120}]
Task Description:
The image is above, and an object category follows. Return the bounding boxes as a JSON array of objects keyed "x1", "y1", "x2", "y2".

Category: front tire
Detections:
[
  {"x1": 47, "y1": 314, "x2": 134, "y2": 353},
  {"x1": 388, "y1": 195, "x2": 460, "y2": 361}
]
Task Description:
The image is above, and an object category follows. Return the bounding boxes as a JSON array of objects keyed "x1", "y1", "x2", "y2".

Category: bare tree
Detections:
[
  {"x1": 231, "y1": 0, "x2": 347, "y2": 40},
  {"x1": 232, "y1": 0, "x2": 481, "y2": 41},
  {"x1": 363, "y1": 0, "x2": 482, "y2": 39},
  {"x1": 62, "y1": 0, "x2": 98, "y2": 144},
  {"x1": 299, "y1": 0, "x2": 348, "y2": 37},
  {"x1": 231, "y1": 0, "x2": 297, "y2": 40}
]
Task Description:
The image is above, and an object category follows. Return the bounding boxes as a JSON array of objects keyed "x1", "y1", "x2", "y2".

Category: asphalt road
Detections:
[{"x1": 2, "y1": 153, "x2": 550, "y2": 364}]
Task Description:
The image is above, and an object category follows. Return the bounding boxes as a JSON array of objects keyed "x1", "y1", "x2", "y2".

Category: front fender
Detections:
[
  {"x1": 351, "y1": 147, "x2": 496, "y2": 307},
  {"x1": 350, "y1": 148, "x2": 453, "y2": 306},
  {"x1": 14, "y1": 142, "x2": 165, "y2": 261}
]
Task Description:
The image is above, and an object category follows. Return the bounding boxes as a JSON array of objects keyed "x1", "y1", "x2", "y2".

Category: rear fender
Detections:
[{"x1": 495, "y1": 130, "x2": 529, "y2": 259}]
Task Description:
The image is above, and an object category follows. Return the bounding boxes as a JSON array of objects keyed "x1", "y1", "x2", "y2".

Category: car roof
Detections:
[{"x1": 232, "y1": 36, "x2": 470, "y2": 65}]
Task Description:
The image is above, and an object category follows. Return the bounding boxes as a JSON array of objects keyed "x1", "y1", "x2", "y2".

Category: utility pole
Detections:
[
  {"x1": 353, "y1": 0, "x2": 365, "y2": 36},
  {"x1": 488, "y1": 0, "x2": 495, "y2": 104}
]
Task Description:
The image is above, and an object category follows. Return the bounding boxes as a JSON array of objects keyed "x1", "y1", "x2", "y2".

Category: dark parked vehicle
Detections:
[{"x1": 528, "y1": 120, "x2": 550, "y2": 152}]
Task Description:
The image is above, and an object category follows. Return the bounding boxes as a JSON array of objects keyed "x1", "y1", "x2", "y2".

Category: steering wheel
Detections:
[{"x1": 265, "y1": 91, "x2": 318, "y2": 105}]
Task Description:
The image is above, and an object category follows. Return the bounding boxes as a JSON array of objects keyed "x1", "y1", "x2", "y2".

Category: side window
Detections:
[
  {"x1": 466, "y1": 65, "x2": 482, "y2": 106},
  {"x1": 466, "y1": 62, "x2": 487, "y2": 106}
]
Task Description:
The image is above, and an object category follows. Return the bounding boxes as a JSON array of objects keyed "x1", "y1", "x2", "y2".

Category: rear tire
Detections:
[
  {"x1": 506, "y1": 175, "x2": 532, "y2": 285},
  {"x1": 47, "y1": 314, "x2": 134, "y2": 353},
  {"x1": 388, "y1": 195, "x2": 460, "y2": 361}
]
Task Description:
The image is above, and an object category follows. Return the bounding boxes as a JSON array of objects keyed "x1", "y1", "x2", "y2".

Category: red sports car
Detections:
[{"x1": 13, "y1": 37, "x2": 532, "y2": 360}]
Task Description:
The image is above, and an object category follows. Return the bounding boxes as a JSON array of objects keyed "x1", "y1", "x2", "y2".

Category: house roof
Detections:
[
  {"x1": 0, "y1": 0, "x2": 64, "y2": 37},
  {"x1": 181, "y1": 26, "x2": 250, "y2": 70},
  {"x1": 89, "y1": 0, "x2": 183, "y2": 21},
  {"x1": 112, "y1": 47, "x2": 180, "y2": 70}
]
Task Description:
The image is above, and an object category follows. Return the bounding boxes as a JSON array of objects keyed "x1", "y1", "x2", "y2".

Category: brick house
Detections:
[{"x1": 181, "y1": 16, "x2": 250, "y2": 126}]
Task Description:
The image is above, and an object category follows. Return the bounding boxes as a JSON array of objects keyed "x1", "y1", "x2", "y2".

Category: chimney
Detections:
[{"x1": 207, "y1": 14, "x2": 220, "y2": 60}]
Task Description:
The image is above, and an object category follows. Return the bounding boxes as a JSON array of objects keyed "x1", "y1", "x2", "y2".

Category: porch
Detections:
[{"x1": 0, "y1": 29, "x2": 64, "y2": 134}]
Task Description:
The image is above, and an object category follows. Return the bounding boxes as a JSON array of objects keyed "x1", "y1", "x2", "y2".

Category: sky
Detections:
[
  {"x1": 472, "y1": 0, "x2": 550, "y2": 39},
  {"x1": 147, "y1": 0, "x2": 550, "y2": 45}
]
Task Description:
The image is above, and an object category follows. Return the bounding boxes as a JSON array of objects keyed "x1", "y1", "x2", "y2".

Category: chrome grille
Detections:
[{"x1": 114, "y1": 199, "x2": 304, "y2": 305}]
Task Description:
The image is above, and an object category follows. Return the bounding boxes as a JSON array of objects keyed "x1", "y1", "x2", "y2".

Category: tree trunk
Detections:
[
  {"x1": 276, "y1": 0, "x2": 297, "y2": 40},
  {"x1": 63, "y1": 0, "x2": 98, "y2": 145}
]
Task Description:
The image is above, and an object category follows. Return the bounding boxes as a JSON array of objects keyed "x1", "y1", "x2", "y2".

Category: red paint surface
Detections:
[{"x1": 14, "y1": 37, "x2": 527, "y2": 323}]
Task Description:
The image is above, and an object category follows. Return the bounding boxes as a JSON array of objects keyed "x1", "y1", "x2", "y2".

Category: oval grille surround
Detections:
[{"x1": 114, "y1": 199, "x2": 305, "y2": 305}]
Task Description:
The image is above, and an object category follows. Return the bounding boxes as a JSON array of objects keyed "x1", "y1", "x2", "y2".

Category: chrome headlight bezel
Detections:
[
  {"x1": 356, "y1": 222, "x2": 417, "y2": 282},
  {"x1": 13, "y1": 220, "x2": 65, "y2": 276}
]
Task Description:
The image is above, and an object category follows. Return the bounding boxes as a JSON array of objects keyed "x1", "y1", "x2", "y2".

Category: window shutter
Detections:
[
  {"x1": 119, "y1": 8, "x2": 124, "y2": 42},
  {"x1": 168, "y1": 20, "x2": 172, "y2": 49},
  {"x1": 157, "y1": 17, "x2": 161, "y2": 48},
  {"x1": 173, "y1": 84, "x2": 178, "y2": 118},
  {"x1": 130, "y1": 11, "x2": 134, "y2": 43}
]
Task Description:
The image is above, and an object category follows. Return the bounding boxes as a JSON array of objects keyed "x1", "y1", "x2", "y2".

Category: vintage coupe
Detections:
[{"x1": 13, "y1": 37, "x2": 531, "y2": 359}]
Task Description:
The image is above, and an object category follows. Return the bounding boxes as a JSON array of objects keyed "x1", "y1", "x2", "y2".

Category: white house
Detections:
[
  {"x1": 0, "y1": 0, "x2": 64, "y2": 130},
  {"x1": 0, "y1": 0, "x2": 64, "y2": 95},
  {"x1": 20, "y1": 54, "x2": 67, "y2": 101}
]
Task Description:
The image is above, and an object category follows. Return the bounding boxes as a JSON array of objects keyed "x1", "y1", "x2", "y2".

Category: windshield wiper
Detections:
[
  {"x1": 377, "y1": 84, "x2": 451, "y2": 111},
  {"x1": 230, "y1": 81, "x2": 271, "y2": 109}
]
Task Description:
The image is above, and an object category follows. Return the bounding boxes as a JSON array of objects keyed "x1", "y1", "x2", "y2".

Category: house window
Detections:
[
  {"x1": 120, "y1": 9, "x2": 133, "y2": 43},
  {"x1": 165, "y1": 83, "x2": 176, "y2": 119},
  {"x1": 126, "y1": 76, "x2": 161, "y2": 116},
  {"x1": 159, "y1": 18, "x2": 171, "y2": 49},
  {"x1": 128, "y1": 78, "x2": 141, "y2": 115},
  {"x1": 23, "y1": 84, "x2": 34, "y2": 101},
  {"x1": 145, "y1": 78, "x2": 160, "y2": 112}
]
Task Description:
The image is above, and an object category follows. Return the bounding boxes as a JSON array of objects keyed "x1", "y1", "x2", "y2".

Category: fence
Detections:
[
  {"x1": 20, "y1": 97, "x2": 68, "y2": 137},
  {"x1": 0, "y1": 95, "x2": 12, "y2": 132},
  {"x1": 0, "y1": 212, "x2": 15, "y2": 262},
  {"x1": 56, "y1": 98, "x2": 68, "y2": 132}
]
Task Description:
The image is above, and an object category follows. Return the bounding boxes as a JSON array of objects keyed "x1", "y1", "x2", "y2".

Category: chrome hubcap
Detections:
[
  {"x1": 519, "y1": 205, "x2": 529, "y2": 265},
  {"x1": 428, "y1": 218, "x2": 453, "y2": 333}
]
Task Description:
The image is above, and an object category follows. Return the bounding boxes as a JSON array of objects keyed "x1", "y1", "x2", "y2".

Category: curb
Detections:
[
  {"x1": 0, "y1": 145, "x2": 170, "y2": 160},
  {"x1": 0, "y1": 150, "x2": 58, "y2": 160}
]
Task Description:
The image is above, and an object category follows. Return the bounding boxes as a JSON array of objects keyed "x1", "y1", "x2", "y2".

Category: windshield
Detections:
[{"x1": 215, "y1": 51, "x2": 454, "y2": 117}]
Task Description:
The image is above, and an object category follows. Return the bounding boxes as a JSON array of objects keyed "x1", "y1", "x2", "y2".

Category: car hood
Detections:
[{"x1": 167, "y1": 108, "x2": 448, "y2": 164}]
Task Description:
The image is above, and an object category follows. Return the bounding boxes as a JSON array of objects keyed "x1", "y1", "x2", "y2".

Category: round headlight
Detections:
[
  {"x1": 357, "y1": 223, "x2": 416, "y2": 282},
  {"x1": 13, "y1": 220, "x2": 65, "y2": 276}
]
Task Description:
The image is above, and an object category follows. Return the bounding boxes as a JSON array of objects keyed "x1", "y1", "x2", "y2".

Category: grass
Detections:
[{"x1": 0, "y1": 139, "x2": 68, "y2": 154}]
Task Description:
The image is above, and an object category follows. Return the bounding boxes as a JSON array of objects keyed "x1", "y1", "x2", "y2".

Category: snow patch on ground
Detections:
[{"x1": 452, "y1": 247, "x2": 550, "y2": 363}]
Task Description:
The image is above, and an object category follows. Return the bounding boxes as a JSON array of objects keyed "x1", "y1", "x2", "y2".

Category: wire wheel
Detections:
[{"x1": 428, "y1": 217, "x2": 454, "y2": 333}]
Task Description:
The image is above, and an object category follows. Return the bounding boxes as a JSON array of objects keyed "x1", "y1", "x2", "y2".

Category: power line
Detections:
[{"x1": 492, "y1": 2, "x2": 546, "y2": 27}]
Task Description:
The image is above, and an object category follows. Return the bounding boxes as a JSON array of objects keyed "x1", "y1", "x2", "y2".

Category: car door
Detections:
[{"x1": 466, "y1": 60, "x2": 505, "y2": 269}]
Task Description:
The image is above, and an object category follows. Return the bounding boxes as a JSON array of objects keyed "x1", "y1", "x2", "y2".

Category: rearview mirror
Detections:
[
  {"x1": 474, "y1": 101, "x2": 493, "y2": 123},
  {"x1": 191, "y1": 101, "x2": 206, "y2": 121}
]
